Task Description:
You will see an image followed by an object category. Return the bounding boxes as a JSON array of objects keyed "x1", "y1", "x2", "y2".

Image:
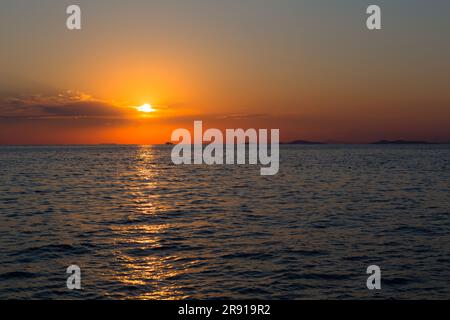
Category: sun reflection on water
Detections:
[{"x1": 110, "y1": 146, "x2": 187, "y2": 299}]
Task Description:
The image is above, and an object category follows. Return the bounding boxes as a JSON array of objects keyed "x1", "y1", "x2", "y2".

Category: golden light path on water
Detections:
[{"x1": 108, "y1": 146, "x2": 188, "y2": 299}]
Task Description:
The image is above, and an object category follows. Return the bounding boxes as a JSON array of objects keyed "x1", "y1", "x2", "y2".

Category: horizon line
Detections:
[{"x1": 1, "y1": 140, "x2": 449, "y2": 147}]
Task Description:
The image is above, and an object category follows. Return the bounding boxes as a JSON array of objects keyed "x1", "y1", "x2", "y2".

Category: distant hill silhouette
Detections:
[{"x1": 371, "y1": 140, "x2": 436, "y2": 145}]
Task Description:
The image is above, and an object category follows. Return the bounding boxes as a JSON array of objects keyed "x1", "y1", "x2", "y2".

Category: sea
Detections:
[{"x1": 0, "y1": 144, "x2": 449, "y2": 299}]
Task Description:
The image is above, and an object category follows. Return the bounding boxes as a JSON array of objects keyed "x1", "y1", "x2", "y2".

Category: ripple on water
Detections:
[{"x1": 0, "y1": 145, "x2": 450, "y2": 299}]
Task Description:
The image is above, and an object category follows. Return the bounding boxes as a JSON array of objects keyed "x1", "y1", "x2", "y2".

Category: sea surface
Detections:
[{"x1": 0, "y1": 145, "x2": 449, "y2": 299}]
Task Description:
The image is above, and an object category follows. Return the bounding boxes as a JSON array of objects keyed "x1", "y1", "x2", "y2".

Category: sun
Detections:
[{"x1": 136, "y1": 103, "x2": 156, "y2": 113}]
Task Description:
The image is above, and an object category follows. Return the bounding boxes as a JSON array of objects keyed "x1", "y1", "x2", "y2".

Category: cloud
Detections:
[
  {"x1": 40, "y1": 101, "x2": 124, "y2": 117},
  {"x1": 0, "y1": 91, "x2": 129, "y2": 120},
  {"x1": 214, "y1": 113, "x2": 269, "y2": 120}
]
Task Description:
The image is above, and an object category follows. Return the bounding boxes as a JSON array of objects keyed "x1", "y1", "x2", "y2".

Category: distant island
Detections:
[
  {"x1": 280, "y1": 139, "x2": 448, "y2": 145},
  {"x1": 371, "y1": 140, "x2": 437, "y2": 145}
]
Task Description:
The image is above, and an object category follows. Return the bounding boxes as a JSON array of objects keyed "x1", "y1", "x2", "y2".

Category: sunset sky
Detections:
[{"x1": 1, "y1": 0, "x2": 450, "y2": 144}]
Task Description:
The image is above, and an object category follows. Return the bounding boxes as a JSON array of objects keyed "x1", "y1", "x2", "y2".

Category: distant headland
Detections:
[{"x1": 280, "y1": 139, "x2": 449, "y2": 145}]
